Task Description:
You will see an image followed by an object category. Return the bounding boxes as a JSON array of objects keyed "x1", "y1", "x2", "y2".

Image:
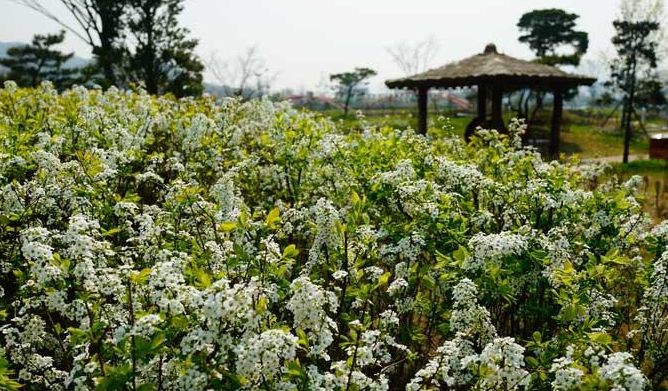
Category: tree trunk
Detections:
[
  {"x1": 623, "y1": 58, "x2": 638, "y2": 164},
  {"x1": 144, "y1": 4, "x2": 158, "y2": 95},
  {"x1": 623, "y1": 98, "x2": 631, "y2": 163},
  {"x1": 344, "y1": 86, "x2": 352, "y2": 116}
]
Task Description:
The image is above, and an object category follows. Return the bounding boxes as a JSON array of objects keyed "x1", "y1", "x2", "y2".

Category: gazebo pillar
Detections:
[
  {"x1": 417, "y1": 86, "x2": 428, "y2": 135},
  {"x1": 477, "y1": 84, "x2": 487, "y2": 120},
  {"x1": 549, "y1": 88, "x2": 563, "y2": 159},
  {"x1": 491, "y1": 84, "x2": 504, "y2": 130}
]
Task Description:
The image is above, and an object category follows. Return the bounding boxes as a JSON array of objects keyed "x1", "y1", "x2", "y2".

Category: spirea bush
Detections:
[{"x1": 1, "y1": 81, "x2": 667, "y2": 391}]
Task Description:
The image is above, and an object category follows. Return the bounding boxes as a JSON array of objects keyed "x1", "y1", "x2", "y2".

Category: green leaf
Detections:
[
  {"x1": 282, "y1": 244, "x2": 299, "y2": 259},
  {"x1": 266, "y1": 207, "x2": 281, "y2": 229},
  {"x1": 452, "y1": 245, "x2": 468, "y2": 265},
  {"x1": 102, "y1": 227, "x2": 122, "y2": 237},
  {"x1": 532, "y1": 331, "x2": 541, "y2": 342},
  {"x1": 219, "y1": 221, "x2": 237, "y2": 232},
  {"x1": 131, "y1": 268, "x2": 152, "y2": 283},
  {"x1": 588, "y1": 332, "x2": 612, "y2": 346},
  {"x1": 150, "y1": 332, "x2": 166, "y2": 350},
  {"x1": 377, "y1": 272, "x2": 391, "y2": 288},
  {"x1": 286, "y1": 360, "x2": 303, "y2": 376},
  {"x1": 194, "y1": 268, "x2": 212, "y2": 289},
  {"x1": 296, "y1": 329, "x2": 309, "y2": 348},
  {"x1": 67, "y1": 327, "x2": 88, "y2": 344},
  {"x1": 256, "y1": 296, "x2": 267, "y2": 313},
  {"x1": 351, "y1": 191, "x2": 360, "y2": 206},
  {"x1": 562, "y1": 305, "x2": 578, "y2": 322}
]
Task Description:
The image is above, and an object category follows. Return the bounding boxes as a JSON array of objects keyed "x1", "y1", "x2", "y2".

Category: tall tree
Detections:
[
  {"x1": 13, "y1": 0, "x2": 127, "y2": 87},
  {"x1": 517, "y1": 9, "x2": 589, "y2": 66},
  {"x1": 515, "y1": 9, "x2": 590, "y2": 124},
  {"x1": 330, "y1": 67, "x2": 376, "y2": 116},
  {"x1": 0, "y1": 30, "x2": 79, "y2": 89},
  {"x1": 125, "y1": 0, "x2": 204, "y2": 96},
  {"x1": 608, "y1": 19, "x2": 660, "y2": 162}
]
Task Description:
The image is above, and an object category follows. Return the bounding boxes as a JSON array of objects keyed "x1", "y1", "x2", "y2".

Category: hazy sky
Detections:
[{"x1": 0, "y1": 0, "x2": 622, "y2": 91}]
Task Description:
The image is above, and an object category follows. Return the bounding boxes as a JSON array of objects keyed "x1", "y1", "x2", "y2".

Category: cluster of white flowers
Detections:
[
  {"x1": 450, "y1": 278, "x2": 497, "y2": 345},
  {"x1": 599, "y1": 352, "x2": 646, "y2": 391},
  {"x1": 406, "y1": 337, "x2": 475, "y2": 391},
  {"x1": 430, "y1": 156, "x2": 489, "y2": 193},
  {"x1": 287, "y1": 276, "x2": 338, "y2": 358},
  {"x1": 465, "y1": 231, "x2": 528, "y2": 271},
  {"x1": 235, "y1": 329, "x2": 299, "y2": 386},
  {"x1": 307, "y1": 198, "x2": 341, "y2": 268},
  {"x1": 211, "y1": 171, "x2": 244, "y2": 222},
  {"x1": 549, "y1": 345, "x2": 647, "y2": 391},
  {"x1": 476, "y1": 337, "x2": 531, "y2": 390},
  {"x1": 1, "y1": 83, "x2": 665, "y2": 391}
]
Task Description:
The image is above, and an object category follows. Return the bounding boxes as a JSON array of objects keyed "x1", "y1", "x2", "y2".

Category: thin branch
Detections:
[{"x1": 10, "y1": 0, "x2": 93, "y2": 45}]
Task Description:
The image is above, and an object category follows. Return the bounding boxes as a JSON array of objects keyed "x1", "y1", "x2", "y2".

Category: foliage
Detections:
[
  {"x1": 0, "y1": 30, "x2": 79, "y2": 89},
  {"x1": 517, "y1": 8, "x2": 589, "y2": 67},
  {"x1": 330, "y1": 67, "x2": 377, "y2": 116},
  {"x1": 15, "y1": 0, "x2": 203, "y2": 95},
  {"x1": 124, "y1": 0, "x2": 204, "y2": 97},
  {"x1": 634, "y1": 79, "x2": 668, "y2": 109},
  {"x1": 515, "y1": 8, "x2": 589, "y2": 122},
  {"x1": 1, "y1": 83, "x2": 668, "y2": 391}
]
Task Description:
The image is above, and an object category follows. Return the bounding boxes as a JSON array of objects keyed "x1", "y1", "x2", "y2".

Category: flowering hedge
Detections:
[{"x1": 1, "y1": 82, "x2": 667, "y2": 391}]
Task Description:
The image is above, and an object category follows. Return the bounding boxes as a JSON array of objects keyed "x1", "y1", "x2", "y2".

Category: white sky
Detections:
[{"x1": 0, "y1": 0, "x2": 622, "y2": 92}]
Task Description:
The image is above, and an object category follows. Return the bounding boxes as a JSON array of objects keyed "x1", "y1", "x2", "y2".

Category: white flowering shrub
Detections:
[{"x1": 0, "y1": 82, "x2": 667, "y2": 390}]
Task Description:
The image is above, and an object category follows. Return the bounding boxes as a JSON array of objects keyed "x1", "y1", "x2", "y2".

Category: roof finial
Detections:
[{"x1": 484, "y1": 43, "x2": 498, "y2": 54}]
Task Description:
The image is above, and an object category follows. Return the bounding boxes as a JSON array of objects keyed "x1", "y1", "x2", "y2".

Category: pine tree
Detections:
[
  {"x1": 0, "y1": 30, "x2": 79, "y2": 89},
  {"x1": 330, "y1": 68, "x2": 377, "y2": 116},
  {"x1": 14, "y1": 0, "x2": 127, "y2": 88}
]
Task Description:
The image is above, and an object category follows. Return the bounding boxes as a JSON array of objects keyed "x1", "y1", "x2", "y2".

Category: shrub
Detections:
[{"x1": 0, "y1": 81, "x2": 667, "y2": 390}]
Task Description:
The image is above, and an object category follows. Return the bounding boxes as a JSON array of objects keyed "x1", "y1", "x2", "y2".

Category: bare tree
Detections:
[
  {"x1": 386, "y1": 36, "x2": 439, "y2": 76},
  {"x1": 204, "y1": 46, "x2": 276, "y2": 99}
]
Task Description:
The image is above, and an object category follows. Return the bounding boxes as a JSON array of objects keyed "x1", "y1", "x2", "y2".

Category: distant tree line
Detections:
[{"x1": 3, "y1": 0, "x2": 203, "y2": 96}]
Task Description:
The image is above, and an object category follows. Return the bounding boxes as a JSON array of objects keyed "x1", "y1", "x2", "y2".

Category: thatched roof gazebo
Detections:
[{"x1": 385, "y1": 44, "x2": 596, "y2": 157}]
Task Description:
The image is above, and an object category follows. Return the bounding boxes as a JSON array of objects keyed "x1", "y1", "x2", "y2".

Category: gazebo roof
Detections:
[{"x1": 385, "y1": 44, "x2": 596, "y2": 89}]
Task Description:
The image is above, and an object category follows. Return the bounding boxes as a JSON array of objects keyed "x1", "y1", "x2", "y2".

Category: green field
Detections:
[{"x1": 324, "y1": 108, "x2": 655, "y2": 159}]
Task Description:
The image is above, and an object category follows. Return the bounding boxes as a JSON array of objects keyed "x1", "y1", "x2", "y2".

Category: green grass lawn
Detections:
[
  {"x1": 560, "y1": 123, "x2": 648, "y2": 158},
  {"x1": 324, "y1": 107, "x2": 657, "y2": 159}
]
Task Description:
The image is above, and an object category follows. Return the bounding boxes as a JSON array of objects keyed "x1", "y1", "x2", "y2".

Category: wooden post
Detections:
[
  {"x1": 477, "y1": 84, "x2": 487, "y2": 120},
  {"x1": 417, "y1": 86, "x2": 428, "y2": 135},
  {"x1": 550, "y1": 88, "x2": 563, "y2": 159},
  {"x1": 491, "y1": 84, "x2": 503, "y2": 131}
]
